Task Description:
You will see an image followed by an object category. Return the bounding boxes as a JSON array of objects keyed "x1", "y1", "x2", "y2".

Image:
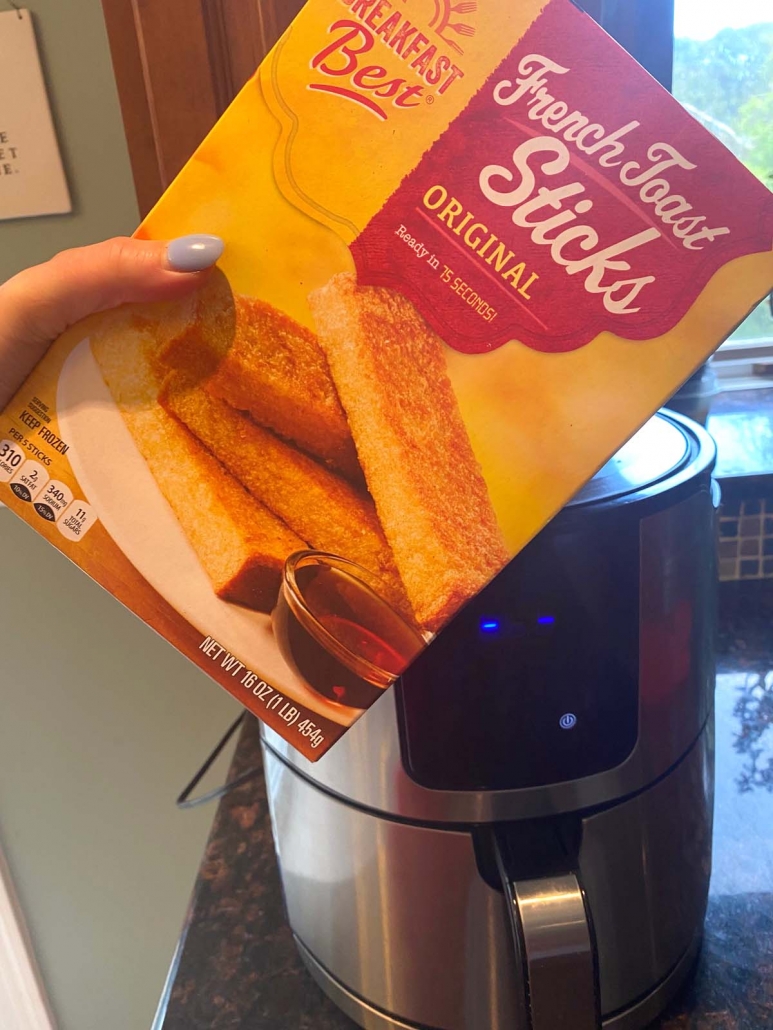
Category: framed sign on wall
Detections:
[{"x1": 0, "y1": 7, "x2": 71, "y2": 221}]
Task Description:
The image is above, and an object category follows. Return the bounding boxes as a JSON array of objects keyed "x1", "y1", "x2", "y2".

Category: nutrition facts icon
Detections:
[
  {"x1": 0, "y1": 439, "x2": 25, "y2": 481},
  {"x1": 1, "y1": 445, "x2": 98, "y2": 541},
  {"x1": 10, "y1": 459, "x2": 50, "y2": 502},
  {"x1": 57, "y1": 500, "x2": 97, "y2": 541},
  {"x1": 33, "y1": 479, "x2": 73, "y2": 522}
]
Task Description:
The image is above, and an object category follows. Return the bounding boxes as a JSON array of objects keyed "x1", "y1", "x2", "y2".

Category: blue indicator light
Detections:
[
  {"x1": 480, "y1": 619, "x2": 500, "y2": 633},
  {"x1": 537, "y1": 615, "x2": 555, "y2": 626}
]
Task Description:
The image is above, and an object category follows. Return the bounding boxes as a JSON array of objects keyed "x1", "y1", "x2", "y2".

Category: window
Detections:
[{"x1": 588, "y1": 0, "x2": 773, "y2": 389}]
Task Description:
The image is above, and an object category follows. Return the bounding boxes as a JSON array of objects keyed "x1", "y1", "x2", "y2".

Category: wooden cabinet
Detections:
[{"x1": 101, "y1": 0, "x2": 305, "y2": 216}]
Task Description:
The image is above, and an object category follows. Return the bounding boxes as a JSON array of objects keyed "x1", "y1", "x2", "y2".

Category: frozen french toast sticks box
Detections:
[{"x1": 2, "y1": 0, "x2": 772, "y2": 759}]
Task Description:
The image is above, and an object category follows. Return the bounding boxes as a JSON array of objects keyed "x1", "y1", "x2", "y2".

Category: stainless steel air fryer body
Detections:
[{"x1": 262, "y1": 411, "x2": 718, "y2": 1030}]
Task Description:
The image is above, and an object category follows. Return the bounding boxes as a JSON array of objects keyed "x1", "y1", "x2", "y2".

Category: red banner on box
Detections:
[{"x1": 352, "y1": 0, "x2": 773, "y2": 354}]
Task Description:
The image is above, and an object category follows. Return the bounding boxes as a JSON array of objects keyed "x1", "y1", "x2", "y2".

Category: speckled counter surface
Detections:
[{"x1": 155, "y1": 580, "x2": 773, "y2": 1030}]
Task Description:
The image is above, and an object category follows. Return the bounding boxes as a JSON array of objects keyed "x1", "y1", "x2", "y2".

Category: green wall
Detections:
[
  {"x1": 0, "y1": 0, "x2": 139, "y2": 281},
  {"x1": 0, "y1": 4, "x2": 240, "y2": 1030}
]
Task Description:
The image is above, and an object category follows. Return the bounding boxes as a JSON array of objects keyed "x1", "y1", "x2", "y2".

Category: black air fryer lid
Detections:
[{"x1": 568, "y1": 413, "x2": 691, "y2": 508}]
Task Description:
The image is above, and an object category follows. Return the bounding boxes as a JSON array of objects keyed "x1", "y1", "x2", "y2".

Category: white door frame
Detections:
[{"x1": 0, "y1": 843, "x2": 57, "y2": 1030}]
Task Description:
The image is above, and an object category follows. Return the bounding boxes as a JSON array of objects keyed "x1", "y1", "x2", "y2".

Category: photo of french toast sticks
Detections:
[
  {"x1": 88, "y1": 269, "x2": 507, "y2": 637},
  {"x1": 158, "y1": 371, "x2": 409, "y2": 614},
  {"x1": 89, "y1": 312, "x2": 305, "y2": 611},
  {"x1": 89, "y1": 292, "x2": 410, "y2": 624},
  {"x1": 158, "y1": 272, "x2": 361, "y2": 483},
  {"x1": 309, "y1": 273, "x2": 509, "y2": 632}
]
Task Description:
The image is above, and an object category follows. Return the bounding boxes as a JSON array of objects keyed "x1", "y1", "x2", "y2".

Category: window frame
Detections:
[{"x1": 584, "y1": 0, "x2": 674, "y2": 91}]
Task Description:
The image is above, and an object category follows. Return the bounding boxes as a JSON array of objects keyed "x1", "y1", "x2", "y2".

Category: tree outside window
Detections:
[{"x1": 672, "y1": 0, "x2": 773, "y2": 342}]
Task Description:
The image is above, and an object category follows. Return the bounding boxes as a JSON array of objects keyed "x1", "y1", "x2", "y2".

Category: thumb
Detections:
[
  {"x1": 0, "y1": 234, "x2": 223, "y2": 410},
  {"x1": 2, "y1": 234, "x2": 224, "y2": 346}
]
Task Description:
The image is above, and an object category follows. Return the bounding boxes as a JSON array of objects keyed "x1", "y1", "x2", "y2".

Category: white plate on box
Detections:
[{"x1": 56, "y1": 337, "x2": 356, "y2": 728}]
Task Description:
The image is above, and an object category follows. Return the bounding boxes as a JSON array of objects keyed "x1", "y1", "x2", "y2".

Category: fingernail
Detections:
[{"x1": 166, "y1": 234, "x2": 224, "y2": 272}]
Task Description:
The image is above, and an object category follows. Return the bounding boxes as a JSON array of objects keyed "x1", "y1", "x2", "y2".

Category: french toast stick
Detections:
[
  {"x1": 160, "y1": 372, "x2": 411, "y2": 616},
  {"x1": 308, "y1": 273, "x2": 509, "y2": 632},
  {"x1": 90, "y1": 317, "x2": 306, "y2": 611},
  {"x1": 158, "y1": 272, "x2": 361, "y2": 481}
]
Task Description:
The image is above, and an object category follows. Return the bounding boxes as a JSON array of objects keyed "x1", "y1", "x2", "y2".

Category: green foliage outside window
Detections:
[{"x1": 674, "y1": 24, "x2": 773, "y2": 340}]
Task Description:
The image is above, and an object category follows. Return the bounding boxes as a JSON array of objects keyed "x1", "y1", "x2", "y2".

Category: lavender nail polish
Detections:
[{"x1": 166, "y1": 234, "x2": 224, "y2": 272}]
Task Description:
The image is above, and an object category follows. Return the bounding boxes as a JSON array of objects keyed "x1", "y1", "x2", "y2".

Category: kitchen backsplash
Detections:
[{"x1": 719, "y1": 496, "x2": 773, "y2": 582}]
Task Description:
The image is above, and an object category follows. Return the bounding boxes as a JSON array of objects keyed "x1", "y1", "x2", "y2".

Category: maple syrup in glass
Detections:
[{"x1": 272, "y1": 551, "x2": 425, "y2": 710}]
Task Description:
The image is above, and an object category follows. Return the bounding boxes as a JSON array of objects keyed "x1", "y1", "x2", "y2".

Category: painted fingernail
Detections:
[{"x1": 166, "y1": 234, "x2": 224, "y2": 272}]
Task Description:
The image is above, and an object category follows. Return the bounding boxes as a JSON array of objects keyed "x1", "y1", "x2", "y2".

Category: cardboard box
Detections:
[{"x1": 2, "y1": 0, "x2": 771, "y2": 758}]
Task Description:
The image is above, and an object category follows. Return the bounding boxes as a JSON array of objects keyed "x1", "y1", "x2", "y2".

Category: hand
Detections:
[{"x1": 0, "y1": 234, "x2": 224, "y2": 410}]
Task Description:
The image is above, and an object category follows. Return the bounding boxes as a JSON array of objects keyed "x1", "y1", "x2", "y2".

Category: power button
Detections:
[{"x1": 559, "y1": 713, "x2": 578, "y2": 730}]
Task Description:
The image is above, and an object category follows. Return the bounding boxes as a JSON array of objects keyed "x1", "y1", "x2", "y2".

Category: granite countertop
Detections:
[{"x1": 154, "y1": 579, "x2": 773, "y2": 1030}]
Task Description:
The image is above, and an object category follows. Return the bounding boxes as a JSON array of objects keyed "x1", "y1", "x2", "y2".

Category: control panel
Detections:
[{"x1": 397, "y1": 509, "x2": 640, "y2": 791}]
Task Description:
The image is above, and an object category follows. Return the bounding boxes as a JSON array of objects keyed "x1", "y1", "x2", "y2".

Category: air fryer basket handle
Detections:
[{"x1": 494, "y1": 835, "x2": 600, "y2": 1029}]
